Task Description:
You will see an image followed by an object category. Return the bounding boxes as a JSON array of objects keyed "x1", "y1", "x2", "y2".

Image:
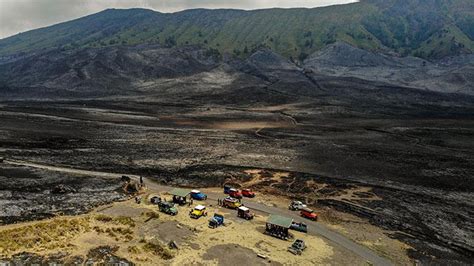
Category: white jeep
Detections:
[{"x1": 288, "y1": 200, "x2": 307, "y2": 211}]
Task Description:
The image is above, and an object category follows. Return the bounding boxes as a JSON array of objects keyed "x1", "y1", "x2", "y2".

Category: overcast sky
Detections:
[{"x1": 0, "y1": 0, "x2": 358, "y2": 39}]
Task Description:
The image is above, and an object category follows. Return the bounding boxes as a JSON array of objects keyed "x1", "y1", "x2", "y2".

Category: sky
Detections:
[{"x1": 0, "y1": 0, "x2": 358, "y2": 39}]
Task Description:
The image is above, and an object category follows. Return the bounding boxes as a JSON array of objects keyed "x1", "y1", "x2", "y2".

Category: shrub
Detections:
[
  {"x1": 115, "y1": 216, "x2": 136, "y2": 227},
  {"x1": 143, "y1": 241, "x2": 174, "y2": 260},
  {"x1": 95, "y1": 214, "x2": 113, "y2": 222}
]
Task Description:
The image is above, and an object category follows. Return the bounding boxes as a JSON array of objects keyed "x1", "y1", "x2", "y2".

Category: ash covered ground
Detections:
[{"x1": 0, "y1": 44, "x2": 473, "y2": 264}]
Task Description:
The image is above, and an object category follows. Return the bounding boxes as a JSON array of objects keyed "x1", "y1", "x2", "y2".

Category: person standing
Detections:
[{"x1": 139, "y1": 176, "x2": 144, "y2": 187}]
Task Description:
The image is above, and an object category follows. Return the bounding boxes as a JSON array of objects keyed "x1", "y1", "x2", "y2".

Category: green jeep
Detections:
[{"x1": 158, "y1": 201, "x2": 178, "y2": 216}]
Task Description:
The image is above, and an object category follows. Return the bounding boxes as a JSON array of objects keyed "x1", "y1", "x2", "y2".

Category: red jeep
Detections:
[
  {"x1": 300, "y1": 208, "x2": 318, "y2": 221},
  {"x1": 228, "y1": 188, "x2": 242, "y2": 199},
  {"x1": 241, "y1": 188, "x2": 255, "y2": 198}
]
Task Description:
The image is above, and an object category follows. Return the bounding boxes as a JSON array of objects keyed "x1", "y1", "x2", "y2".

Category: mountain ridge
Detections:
[{"x1": 0, "y1": 0, "x2": 473, "y2": 60}]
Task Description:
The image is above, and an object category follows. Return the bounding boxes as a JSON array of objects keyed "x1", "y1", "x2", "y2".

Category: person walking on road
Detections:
[{"x1": 139, "y1": 176, "x2": 144, "y2": 187}]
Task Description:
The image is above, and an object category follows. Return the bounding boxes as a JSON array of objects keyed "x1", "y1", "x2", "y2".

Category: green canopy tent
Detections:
[
  {"x1": 265, "y1": 214, "x2": 293, "y2": 240},
  {"x1": 169, "y1": 188, "x2": 190, "y2": 205}
]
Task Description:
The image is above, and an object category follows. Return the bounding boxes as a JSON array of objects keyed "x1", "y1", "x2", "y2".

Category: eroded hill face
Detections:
[
  {"x1": 304, "y1": 42, "x2": 474, "y2": 95},
  {"x1": 0, "y1": 45, "x2": 221, "y2": 98},
  {"x1": 1, "y1": 44, "x2": 473, "y2": 98}
]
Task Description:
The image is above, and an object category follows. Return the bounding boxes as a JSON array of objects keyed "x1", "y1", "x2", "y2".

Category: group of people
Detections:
[
  {"x1": 135, "y1": 195, "x2": 142, "y2": 204},
  {"x1": 134, "y1": 176, "x2": 145, "y2": 204}
]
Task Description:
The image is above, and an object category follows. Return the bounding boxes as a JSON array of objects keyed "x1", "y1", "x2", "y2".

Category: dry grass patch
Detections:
[
  {"x1": 114, "y1": 216, "x2": 136, "y2": 227},
  {"x1": 142, "y1": 210, "x2": 160, "y2": 222},
  {"x1": 127, "y1": 245, "x2": 140, "y2": 254},
  {"x1": 95, "y1": 214, "x2": 113, "y2": 222},
  {"x1": 0, "y1": 217, "x2": 90, "y2": 255},
  {"x1": 142, "y1": 241, "x2": 175, "y2": 260},
  {"x1": 94, "y1": 214, "x2": 135, "y2": 227},
  {"x1": 92, "y1": 216, "x2": 135, "y2": 242}
]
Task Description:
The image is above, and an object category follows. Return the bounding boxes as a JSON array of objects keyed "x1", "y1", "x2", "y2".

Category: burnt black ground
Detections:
[
  {"x1": 0, "y1": 163, "x2": 127, "y2": 224},
  {"x1": 0, "y1": 46, "x2": 473, "y2": 264},
  {"x1": 0, "y1": 94, "x2": 472, "y2": 264}
]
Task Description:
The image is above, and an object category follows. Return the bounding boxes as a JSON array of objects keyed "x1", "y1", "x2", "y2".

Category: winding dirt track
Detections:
[{"x1": 4, "y1": 159, "x2": 393, "y2": 266}]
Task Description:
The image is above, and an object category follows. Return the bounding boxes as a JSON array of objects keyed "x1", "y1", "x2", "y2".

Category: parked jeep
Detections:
[
  {"x1": 228, "y1": 188, "x2": 242, "y2": 199},
  {"x1": 290, "y1": 221, "x2": 308, "y2": 233},
  {"x1": 242, "y1": 189, "x2": 256, "y2": 198},
  {"x1": 190, "y1": 205, "x2": 208, "y2": 219},
  {"x1": 190, "y1": 189, "x2": 207, "y2": 200},
  {"x1": 288, "y1": 239, "x2": 306, "y2": 255},
  {"x1": 288, "y1": 200, "x2": 307, "y2": 211},
  {"x1": 300, "y1": 208, "x2": 318, "y2": 221},
  {"x1": 224, "y1": 185, "x2": 232, "y2": 194},
  {"x1": 222, "y1": 197, "x2": 242, "y2": 209},
  {"x1": 150, "y1": 196, "x2": 161, "y2": 204},
  {"x1": 158, "y1": 201, "x2": 178, "y2": 216},
  {"x1": 237, "y1": 206, "x2": 254, "y2": 220},
  {"x1": 209, "y1": 213, "x2": 224, "y2": 228}
]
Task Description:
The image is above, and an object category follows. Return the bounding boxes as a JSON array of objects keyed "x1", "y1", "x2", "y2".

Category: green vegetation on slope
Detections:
[{"x1": 0, "y1": 0, "x2": 472, "y2": 60}]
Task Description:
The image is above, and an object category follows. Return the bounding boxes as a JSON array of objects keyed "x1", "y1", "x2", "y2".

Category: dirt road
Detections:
[{"x1": 4, "y1": 159, "x2": 393, "y2": 265}]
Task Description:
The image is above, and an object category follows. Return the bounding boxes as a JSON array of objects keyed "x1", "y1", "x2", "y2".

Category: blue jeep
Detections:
[
  {"x1": 191, "y1": 189, "x2": 207, "y2": 200},
  {"x1": 224, "y1": 185, "x2": 232, "y2": 194},
  {"x1": 209, "y1": 213, "x2": 224, "y2": 228}
]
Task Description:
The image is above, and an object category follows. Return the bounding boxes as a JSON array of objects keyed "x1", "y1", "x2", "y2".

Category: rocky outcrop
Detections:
[{"x1": 51, "y1": 184, "x2": 77, "y2": 194}]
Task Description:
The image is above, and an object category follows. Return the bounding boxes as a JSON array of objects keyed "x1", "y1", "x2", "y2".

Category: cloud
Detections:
[{"x1": 0, "y1": 0, "x2": 358, "y2": 38}]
